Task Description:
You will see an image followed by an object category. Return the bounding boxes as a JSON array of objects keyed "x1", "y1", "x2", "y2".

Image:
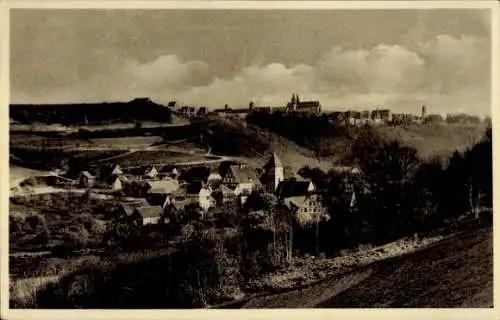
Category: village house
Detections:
[
  {"x1": 78, "y1": 171, "x2": 95, "y2": 187},
  {"x1": 168, "y1": 181, "x2": 214, "y2": 212},
  {"x1": 283, "y1": 193, "x2": 330, "y2": 224},
  {"x1": 158, "y1": 165, "x2": 181, "y2": 180},
  {"x1": 142, "y1": 179, "x2": 180, "y2": 208},
  {"x1": 212, "y1": 184, "x2": 237, "y2": 207},
  {"x1": 130, "y1": 206, "x2": 164, "y2": 226},
  {"x1": 222, "y1": 164, "x2": 262, "y2": 203},
  {"x1": 123, "y1": 178, "x2": 179, "y2": 198}
]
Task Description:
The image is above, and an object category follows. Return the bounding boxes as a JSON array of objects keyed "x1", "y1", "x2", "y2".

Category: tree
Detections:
[{"x1": 360, "y1": 140, "x2": 421, "y2": 243}]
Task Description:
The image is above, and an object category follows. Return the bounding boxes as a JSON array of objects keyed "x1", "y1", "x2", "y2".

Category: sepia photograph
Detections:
[{"x1": 4, "y1": 1, "x2": 497, "y2": 315}]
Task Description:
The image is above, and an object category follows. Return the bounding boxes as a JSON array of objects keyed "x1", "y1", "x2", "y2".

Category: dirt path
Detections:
[{"x1": 242, "y1": 269, "x2": 374, "y2": 308}]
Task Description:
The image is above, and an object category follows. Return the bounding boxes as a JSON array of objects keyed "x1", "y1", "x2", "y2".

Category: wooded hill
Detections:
[{"x1": 10, "y1": 98, "x2": 176, "y2": 125}]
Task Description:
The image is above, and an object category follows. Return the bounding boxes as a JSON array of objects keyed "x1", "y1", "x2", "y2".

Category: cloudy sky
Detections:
[{"x1": 11, "y1": 9, "x2": 492, "y2": 116}]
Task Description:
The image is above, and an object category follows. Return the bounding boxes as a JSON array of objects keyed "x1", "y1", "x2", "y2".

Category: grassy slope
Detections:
[
  {"x1": 241, "y1": 226, "x2": 492, "y2": 308},
  {"x1": 375, "y1": 123, "x2": 487, "y2": 160}
]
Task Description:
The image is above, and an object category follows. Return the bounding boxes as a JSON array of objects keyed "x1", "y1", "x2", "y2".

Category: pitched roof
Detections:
[
  {"x1": 133, "y1": 206, "x2": 164, "y2": 218},
  {"x1": 276, "y1": 180, "x2": 313, "y2": 198},
  {"x1": 146, "y1": 193, "x2": 169, "y2": 207},
  {"x1": 80, "y1": 171, "x2": 94, "y2": 179},
  {"x1": 297, "y1": 101, "x2": 320, "y2": 109},
  {"x1": 264, "y1": 152, "x2": 283, "y2": 169},
  {"x1": 228, "y1": 165, "x2": 261, "y2": 184},
  {"x1": 146, "y1": 179, "x2": 179, "y2": 194},
  {"x1": 213, "y1": 184, "x2": 235, "y2": 195},
  {"x1": 284, "y1": 196, "x2": 307, "y2": 209},
  {"x1": 119, "y1": 199, "x2": 150, "y2": 216},
  {"x1": 207, "y1": 173, "x2": 222, "y2": 181}
]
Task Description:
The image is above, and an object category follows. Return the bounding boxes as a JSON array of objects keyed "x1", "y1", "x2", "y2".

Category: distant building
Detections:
[
  {"x1": 286, "y1": 94, "x2": 321, "y2": 114},
  {"x1": 198, "y1": 107, "x2": 208, "y2": 116}
]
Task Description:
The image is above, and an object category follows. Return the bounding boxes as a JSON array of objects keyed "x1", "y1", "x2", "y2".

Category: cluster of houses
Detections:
[{"x1": 76, "y1": 153, "x2": 360, "y2": 227}]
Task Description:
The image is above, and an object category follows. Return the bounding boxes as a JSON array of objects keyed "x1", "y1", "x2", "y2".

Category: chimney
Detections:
[
  {"x1": 421, "y1": 105, "x2": 427, "y2": 120},
  {"x1": 225, "y1": 104, "x2": 229, "y2": 111},
  {"x1": 249, "y1": 102, "x2": 254, "y2": 111}
]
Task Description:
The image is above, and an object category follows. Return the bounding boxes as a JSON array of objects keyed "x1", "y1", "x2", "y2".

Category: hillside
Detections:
[
  {"x1": 201, "y1": 117, "x2": 336, "y2": 174},
  {"x1": 240, "y1": 226, "x2": 492, "y2": 308},
  {"x1": 200, "y1": 117, "x2": 486, "y2": 171},
  {"x1": 376, "y1": 123, "x2": 487, "y2": 160}
]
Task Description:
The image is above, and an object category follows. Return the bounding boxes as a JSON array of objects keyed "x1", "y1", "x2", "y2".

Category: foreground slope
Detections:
[{"x1": 241, "y1": 226, "x2": 493, "y2": 308}]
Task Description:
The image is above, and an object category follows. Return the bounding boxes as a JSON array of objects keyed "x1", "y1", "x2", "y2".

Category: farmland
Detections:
[
  {"x1": 99, "y1": 150, "x2": 222, "y2": 168},
  {"x1": 10, "y1": 134, "x2": 164, "y2": 150}
]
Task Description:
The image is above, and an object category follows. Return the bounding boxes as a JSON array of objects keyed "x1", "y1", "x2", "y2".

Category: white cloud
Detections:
[{"x1": 11, "y1": 34, "x2": 491, "y2": 116}]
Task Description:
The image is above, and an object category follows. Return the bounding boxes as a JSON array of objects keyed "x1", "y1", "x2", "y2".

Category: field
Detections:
[
  {"x1": 88, "y1": 136, "x2": 163, "y2": 148},
  {"x1": 100, "y1": 150, "x2": 221, "y2": 168},
  {"x1": 10, "y1": 134, "x2": 164, "y2": 150}
]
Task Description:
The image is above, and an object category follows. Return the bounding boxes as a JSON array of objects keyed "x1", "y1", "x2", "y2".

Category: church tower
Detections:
[{"x1": 262, "y1": 152, "x2": 284, "y2": 192}]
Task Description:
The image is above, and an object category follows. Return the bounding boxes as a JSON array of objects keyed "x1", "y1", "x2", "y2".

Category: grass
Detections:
[{"x1": 10, "y1": 275, "x2": 61, "y2": 308}]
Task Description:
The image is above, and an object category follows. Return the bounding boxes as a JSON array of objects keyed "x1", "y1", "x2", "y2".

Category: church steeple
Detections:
[{"x1": 263, "y1": 152, "x2": 284, "y2": 192}]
